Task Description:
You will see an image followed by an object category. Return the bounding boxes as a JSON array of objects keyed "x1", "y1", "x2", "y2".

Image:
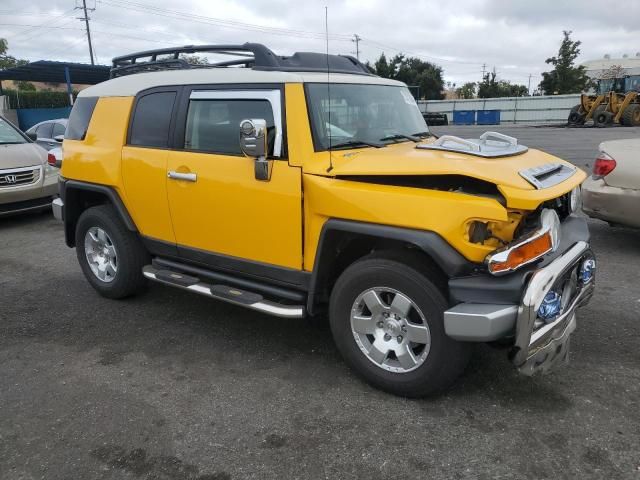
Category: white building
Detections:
[{"x1": 581, "y1": 54, "x2": 640, "y2": 78}]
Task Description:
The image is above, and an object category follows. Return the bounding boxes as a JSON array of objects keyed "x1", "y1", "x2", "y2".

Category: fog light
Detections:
[
  {"x1": 538, "y1": 291, "x2": 562, "y2": 322},
  {"x1": 580, "y1": 258, "x2": 596, "y2": 284}
]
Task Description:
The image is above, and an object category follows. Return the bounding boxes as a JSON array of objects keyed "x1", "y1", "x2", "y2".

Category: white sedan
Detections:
[{"x1": 582, "y1": 139, "x2": 640, "y2": 228}]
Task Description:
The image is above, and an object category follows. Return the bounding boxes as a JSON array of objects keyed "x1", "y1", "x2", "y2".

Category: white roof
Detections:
[{"x1": 79, "y1": 68, "x2": 406, "y2": 98}]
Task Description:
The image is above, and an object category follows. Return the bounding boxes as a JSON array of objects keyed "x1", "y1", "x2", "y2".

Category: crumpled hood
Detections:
[
  {"x1": 0, "y1": 143, "x2": 47, "y2": 169},
  {"x1": 303, "y1": 141, "x2": 586, "y2": 210}
]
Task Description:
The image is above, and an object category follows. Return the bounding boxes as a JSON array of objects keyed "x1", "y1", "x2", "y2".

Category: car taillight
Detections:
[
  {"x1": 592, "y1": 152, "x2": 616, "y2": 179},
  {"x1": 47, "y1": 152, "x2": 56, "y2": 166}
]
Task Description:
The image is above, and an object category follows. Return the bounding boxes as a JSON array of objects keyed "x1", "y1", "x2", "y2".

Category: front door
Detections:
[{"x1": 166, "y1": 87, "x2": 303, "y2": 272}]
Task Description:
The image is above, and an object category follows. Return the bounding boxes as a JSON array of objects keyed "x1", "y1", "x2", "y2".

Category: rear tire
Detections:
[
  {"x1": 621, "y1": 104, "x2": 640, "y2": 126},
  {"x1": 75, "y1": 205, "x2": 149, "y2": 299},
  {"x1": 329, "y1": 252, "x2": 470, "y2": 397}
]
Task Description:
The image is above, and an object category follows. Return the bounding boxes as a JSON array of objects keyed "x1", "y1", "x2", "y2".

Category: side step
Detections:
[{"x1": 142, "y1": 265, "x2": 305, "y2": 318}]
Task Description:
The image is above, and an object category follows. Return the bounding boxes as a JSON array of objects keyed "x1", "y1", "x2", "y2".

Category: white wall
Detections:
[{"x1": 418, "y1": 94, "x2": 581, "y2": 124}]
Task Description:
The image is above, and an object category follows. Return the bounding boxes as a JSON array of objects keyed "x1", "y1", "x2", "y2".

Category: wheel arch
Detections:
[
  {"x1": 306, "y1": 219, "x2": 474, "y2": 315},
  {"x1": 61, "y1": 179, "x2": 137, "y2": 247}
]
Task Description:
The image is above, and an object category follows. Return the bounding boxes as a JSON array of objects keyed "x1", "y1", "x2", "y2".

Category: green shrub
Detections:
[{"x1": 3, "y1": 89, "x2": 77, "y2": 109}]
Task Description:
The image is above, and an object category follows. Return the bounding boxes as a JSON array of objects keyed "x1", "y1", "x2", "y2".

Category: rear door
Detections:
[
  {"x1": 166, "y1": 86, "x2": 303, "y2": 273},
  {"x1": 121, "y1": 89, "x2": 178, "y2": 247}
]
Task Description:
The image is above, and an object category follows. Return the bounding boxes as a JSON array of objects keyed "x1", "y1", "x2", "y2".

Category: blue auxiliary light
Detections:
[
  {"x1": 580, "y1": 258, "x2": 596, "y2": 284},
  {"x1": 538, "y1": 291, "x2": 562, "y2": 322}
]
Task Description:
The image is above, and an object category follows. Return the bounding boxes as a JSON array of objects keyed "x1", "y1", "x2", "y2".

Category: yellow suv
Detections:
[{"x1": 53, "y1": 44, "x2": 595, "y2": 397}]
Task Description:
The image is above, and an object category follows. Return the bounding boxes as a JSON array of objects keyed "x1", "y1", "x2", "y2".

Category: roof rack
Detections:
[{"x1": 110, "y1": 43, "x2": 373, "y2": 78}]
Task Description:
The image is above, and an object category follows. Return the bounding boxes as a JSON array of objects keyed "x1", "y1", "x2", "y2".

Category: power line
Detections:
[
  {"x1": 5, "y1": 8, "x2": 76, "y2": 41},
  {"x1": 97, "y1": 0, "x2": 353, "y2": 41}
]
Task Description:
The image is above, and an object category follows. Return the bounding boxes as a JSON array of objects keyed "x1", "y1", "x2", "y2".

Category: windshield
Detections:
[
  {"x1": 306, "y1": 83, "x2": 429, "y2": 151},
  {"x1": 0, "y1": 118, "x2": 27, "y2": 144}
]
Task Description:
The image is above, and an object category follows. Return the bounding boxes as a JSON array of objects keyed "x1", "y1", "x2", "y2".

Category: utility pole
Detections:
[
  {"x1": 352, "y1": 34, "x2": 361, "y2": 60},
  {"x1": 527, "y1": 73, "x2": 533, "y2": 96},
  {"x1": 77, "y1": 0, "x2": 95, "y2": 65},
  {"x1": 481, "y1": 63, "x2": 486, "y2": 80}
]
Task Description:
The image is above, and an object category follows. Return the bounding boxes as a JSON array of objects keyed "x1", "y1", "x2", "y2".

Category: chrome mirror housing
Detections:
[{"x1": 239, "y1": 118, "x2": 271, "y2": 181}]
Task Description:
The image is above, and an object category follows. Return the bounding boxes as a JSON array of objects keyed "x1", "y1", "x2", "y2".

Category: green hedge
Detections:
[{"x1": 3, "y1": 89, "x2": 77, "y2": 109}]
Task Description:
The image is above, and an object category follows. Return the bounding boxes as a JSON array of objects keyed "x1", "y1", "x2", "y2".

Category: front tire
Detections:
[
  {"x1": 329, "y1": 252, "x2": 470, "y2": 397},
  {"x1": 75, "y1": 205, "x2": 149, "y2": 299}
]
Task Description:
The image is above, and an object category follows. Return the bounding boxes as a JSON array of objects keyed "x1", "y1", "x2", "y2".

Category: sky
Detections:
[{"x1": 1, "y1": 0, "x2": 639, "y2": 91}]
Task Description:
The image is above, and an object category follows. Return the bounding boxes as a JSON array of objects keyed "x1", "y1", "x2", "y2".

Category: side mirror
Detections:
[
  {"x1": 239, "y1": 119, "x2": 271, "y2": 181},
  {"x1": 26, "y1": 131, "x2": 37, "y2": 141},
  {"x1": 54, "y1": 134, "x2": 64, "y2": 143}
]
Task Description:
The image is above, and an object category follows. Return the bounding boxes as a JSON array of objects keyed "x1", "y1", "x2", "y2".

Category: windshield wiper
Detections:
[
  {"x1": 379, "y1": 133, "x2": 420, "y2": 143},
  {"x1": 412, "y1": 131, "x2": 438, "y2": 139},
  {"x1": 329, "y1": 139, "x2": 384, "y2": 150}
]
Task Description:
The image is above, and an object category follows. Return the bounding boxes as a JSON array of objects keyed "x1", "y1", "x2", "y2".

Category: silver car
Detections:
[
  {"x1": 0, "y1": 116, "x2": 59, "y2": 216},
  {"x1": 583, "y1": 139, "x2": 640, "y2": 229},
  {"x1": 25, "y1": 118, "x2": 67, "y2": 151}
]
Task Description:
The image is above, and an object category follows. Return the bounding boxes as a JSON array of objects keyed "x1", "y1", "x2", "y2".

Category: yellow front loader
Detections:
[{"x1": 568, "y1": 76, "x2": 640, "y2": 127}]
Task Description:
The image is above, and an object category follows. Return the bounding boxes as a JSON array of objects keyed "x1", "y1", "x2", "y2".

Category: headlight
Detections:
[
  {"x1": 568, "y1": 186, "x2": 582, "y2": 213},
  {"x1": 486, "y1": 209, "x2": 560, "y2": 275}
]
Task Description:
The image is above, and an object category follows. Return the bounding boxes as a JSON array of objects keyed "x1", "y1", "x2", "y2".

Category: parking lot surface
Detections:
[{"x1": 2, "y1": 125, "x2": 640, "y2": 479}]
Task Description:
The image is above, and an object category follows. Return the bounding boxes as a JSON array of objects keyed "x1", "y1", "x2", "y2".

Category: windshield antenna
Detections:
[{"x1": 325, "y1": 6, "x2": 334, "y2": 173}]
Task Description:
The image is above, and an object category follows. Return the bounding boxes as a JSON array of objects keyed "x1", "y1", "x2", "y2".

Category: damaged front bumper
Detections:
[
  {"x1": 510, "y1": 240, "x2": 594, "y2": 375},
  {"x1": 444, "y1": 220, "x2": 595, "y2": 376}
]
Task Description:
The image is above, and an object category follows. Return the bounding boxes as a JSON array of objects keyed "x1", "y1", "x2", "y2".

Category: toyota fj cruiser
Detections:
[{"x1": 53, "y1": 44, "x2": 595, "y2": 397}]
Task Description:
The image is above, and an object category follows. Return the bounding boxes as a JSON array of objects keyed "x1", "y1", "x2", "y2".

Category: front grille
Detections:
[{"x1": 0, "y1": 166, "x2": 41, "y2": 188}]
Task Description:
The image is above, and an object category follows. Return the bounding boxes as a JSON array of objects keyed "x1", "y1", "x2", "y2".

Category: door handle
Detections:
[{"x1": 168, "y1": 171, "x2": 197, "y2": 182}]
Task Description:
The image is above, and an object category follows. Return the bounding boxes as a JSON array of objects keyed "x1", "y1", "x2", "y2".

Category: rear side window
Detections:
[
  {"x1": 66, "y1": 97, "x2": 98, "y2": 140},
  {"x1": 129, "y1": 91, "x2": 176, "y2": 148},
  {"x1": 53, "y1": 122, "x2": 66, "y2": 137},
  {"x1": 184, "y1": 99, "x2": 274, "y2": 155},
  {"x1": 36, "y1": 122, "x2": 53, "y2": 139}
]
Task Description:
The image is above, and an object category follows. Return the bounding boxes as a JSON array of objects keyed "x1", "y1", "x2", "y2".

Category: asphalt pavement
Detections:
[{"x1": 1, "y1": 125, "x2": 639, "y2": 479}]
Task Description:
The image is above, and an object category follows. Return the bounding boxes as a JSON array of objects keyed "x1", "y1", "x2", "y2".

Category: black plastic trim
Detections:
[
  {"x1": 152, "y1": 257, "x2": 306, "y2": 303},
  {"x1": 141, "y1": 234, "x2": 309, "y2": 292},
  {"x1": 60, "y1": 178, "x2": 137, "y2": 247},
  {"x1": 177, "y1": 243, "x2": 309, "y2": 290},
  {"x1": 307, "y1": 219, "x2": 475, "y2": 313}
]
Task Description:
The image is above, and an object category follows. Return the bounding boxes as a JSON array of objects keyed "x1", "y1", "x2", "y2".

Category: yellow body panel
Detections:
[
  {"x1": 166, "y1": 152, "x2": 303, "y2": 269},
  {"x1": 302, "y1": 175, "x2": 508, "y2": 269},
  {"x1": 302, "y1": 140, "x2": 583, "y2": 196},
  {"x1": 283, "y1": 83, "x2": 316, "y2": 166},
  {"x1": 121, "y1": 146, "x2": 175, "y2": 243},
  {"x1": 61, "y1": 96, "x2": 133, "y2": 190}
]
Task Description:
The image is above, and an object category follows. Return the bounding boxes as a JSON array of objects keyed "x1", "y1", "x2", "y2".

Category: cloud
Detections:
[{"x1": 1, "y1": 0, "x2": 637, "y2": 88}]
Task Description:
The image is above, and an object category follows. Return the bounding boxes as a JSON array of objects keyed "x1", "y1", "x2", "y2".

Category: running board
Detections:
[{"x1": 142, "y1": 265, "x2": 305, "y2": 318}]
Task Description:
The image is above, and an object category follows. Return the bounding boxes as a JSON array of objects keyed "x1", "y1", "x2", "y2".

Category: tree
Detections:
[
  {"x1": 369, "y1": 53, "x2": 444, "y2": 100},
  {"x1": 477, "y1": 69, "x2": 528, "y2": 98},
  {"x1": 15, "y1": 80, "x2": 36, "y2": 91},
  {"x1": 456, "y1": 82, "x2": 476, "y2": 99},
  {"x1": 539, "y1": 31, "x2": 591, "y2": 95},
  {"x1": 179, "y1": 54, "x2": 209, "y2": 65},
  {"x1": 0, "y1": 38, "x2": 28, "y2": 70}
]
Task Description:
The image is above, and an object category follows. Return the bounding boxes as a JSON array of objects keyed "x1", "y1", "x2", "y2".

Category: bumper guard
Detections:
[{"x1": 511, "y1": 241, "x2": 595, "y2": 375}]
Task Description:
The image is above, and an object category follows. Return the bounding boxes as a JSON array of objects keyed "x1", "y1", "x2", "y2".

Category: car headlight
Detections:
[
  {"x1": 568, "y1": 186, "x2": 582, "y2": 214},
  {"x1": 486, "y1": 209, "x2": 561, "y2": 275}
]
